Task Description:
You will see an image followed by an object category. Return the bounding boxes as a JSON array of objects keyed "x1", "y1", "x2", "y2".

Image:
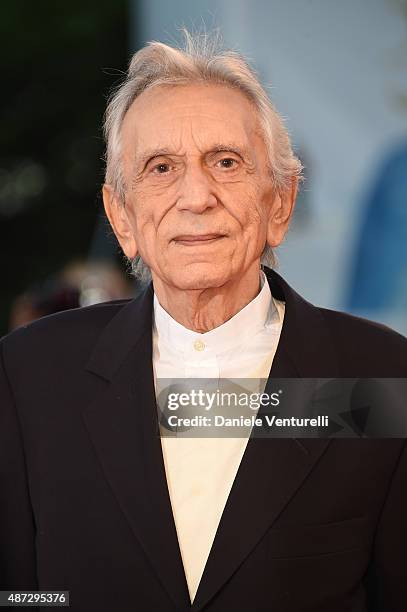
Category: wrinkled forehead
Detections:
[{"x1": 120, "y1": 82, "x2": 264, "y2": 157}]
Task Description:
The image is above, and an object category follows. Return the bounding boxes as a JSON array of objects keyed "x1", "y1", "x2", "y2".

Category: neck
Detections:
[{"x1": 152, "y1": 263, "x2": 262, "y2": 333}]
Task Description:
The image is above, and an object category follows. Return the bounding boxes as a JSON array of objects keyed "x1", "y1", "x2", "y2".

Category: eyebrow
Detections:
[
  {"x1": 135, "y1": 148, "x2": 173, "y2": 169},
  {"x1": 209, "y1": 143, "x2": 253, "y2": 162},
  {"x1": 135, "y1": 143, "x2": 254, "y2": 170}
]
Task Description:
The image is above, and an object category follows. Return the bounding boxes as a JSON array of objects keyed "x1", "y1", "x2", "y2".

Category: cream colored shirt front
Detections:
[{"x1": 152, "y1": 271, "x2": 285, "y2": 602}]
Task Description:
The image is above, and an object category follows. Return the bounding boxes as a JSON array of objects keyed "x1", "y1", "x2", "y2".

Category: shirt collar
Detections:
[{"x1": 153, "y1": 270, "x2": 281, "y2": 356}]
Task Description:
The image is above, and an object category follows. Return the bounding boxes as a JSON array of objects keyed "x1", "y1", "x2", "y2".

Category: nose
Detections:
[{"x1": 175, "y1": 163, "x2": 218, "y2": 213}]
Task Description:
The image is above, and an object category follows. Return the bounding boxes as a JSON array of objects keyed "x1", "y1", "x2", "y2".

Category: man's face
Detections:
[{"x1": 109, "y1": 83, "x2": 287, "y2": 290}]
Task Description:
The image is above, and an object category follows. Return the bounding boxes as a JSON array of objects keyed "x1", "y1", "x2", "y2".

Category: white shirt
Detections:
[{"x1": 152, "y1": 271, "x2": 285, "y2": 602}]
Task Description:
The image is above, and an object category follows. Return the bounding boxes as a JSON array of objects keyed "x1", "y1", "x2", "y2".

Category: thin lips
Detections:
[{"x1": 173, "y1": 233, "x2": 225, "y2": 241}]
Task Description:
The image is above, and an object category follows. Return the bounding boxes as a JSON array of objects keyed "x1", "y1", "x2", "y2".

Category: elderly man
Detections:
[{"x1": 1, "y1": 32, "x2": 407, "y2": 612}]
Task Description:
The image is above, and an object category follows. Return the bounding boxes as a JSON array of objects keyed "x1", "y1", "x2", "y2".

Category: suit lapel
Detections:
[
  {"x1": 191, "y1": 436, "x2": 331, "y2": 611},
  {"x1": 83, "y1": 286, "x2": 191, "y2": 610},
  {"x1": 191, "y1": 268, "x2": 340, "y2": 610}
]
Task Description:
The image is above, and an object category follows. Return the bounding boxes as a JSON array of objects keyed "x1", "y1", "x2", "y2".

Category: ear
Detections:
[
  {"x1": 266, "y1": 176, "x2": 298, "y2": 248},
  {"x1": 102, "y1": 184, "x2": 138, "y2": 259}
]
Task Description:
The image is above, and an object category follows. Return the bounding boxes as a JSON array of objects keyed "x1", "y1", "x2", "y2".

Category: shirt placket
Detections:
[{"x1": 184, "y1": 339, "x2": 219, "y2": 379}]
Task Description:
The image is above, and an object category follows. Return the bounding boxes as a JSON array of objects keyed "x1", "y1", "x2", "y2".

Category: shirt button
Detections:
[{"x1": 193, "y1": 340, "x2": 205, "y2": 351}]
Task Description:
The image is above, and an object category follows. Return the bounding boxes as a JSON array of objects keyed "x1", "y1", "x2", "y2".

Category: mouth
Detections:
[{"x1": 172, "y1": 234, "x2": 226, "y2": 246}]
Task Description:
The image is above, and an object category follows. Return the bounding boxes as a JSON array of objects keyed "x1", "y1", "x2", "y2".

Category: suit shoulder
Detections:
[
  {"x1": 318, "y1": 306, "x2": 407, "y2": 345},
  {"x1": 317, "y1": 307, "x2": 407, "y2": 375},
  {"x1": 1, "y1": 298, "x2": 132, "y2": 359}
]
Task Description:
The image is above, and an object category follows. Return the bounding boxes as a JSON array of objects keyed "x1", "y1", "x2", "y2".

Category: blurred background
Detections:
[{"x1": 1, "y1": 0, "x2": 406, "y2": 336}]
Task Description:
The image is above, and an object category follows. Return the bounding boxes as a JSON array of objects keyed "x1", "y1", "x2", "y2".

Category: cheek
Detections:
[
  {"x1": 245, "y1": 182, "x2": 272, "y2": 225},
  {"x1": 126, "y1": 195, "x2": 174, "y2": 262},
  {"x1": 127, "y1": 191, "x2": 160, "y2": 233},
  {"x1": 131, "y1": 182, "x2": 177, "y2": 225},
  {"x1": 122, "y1": 202, "x2": 154, "y2": 255},
  {"x1": 224, "y1": 183, "x2": 265, "y2": 228}
]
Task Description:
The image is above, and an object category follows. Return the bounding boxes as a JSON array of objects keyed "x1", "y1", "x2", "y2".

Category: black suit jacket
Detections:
[{"x1": 1, "y1": 267, "x2": 407, "y2": 611}]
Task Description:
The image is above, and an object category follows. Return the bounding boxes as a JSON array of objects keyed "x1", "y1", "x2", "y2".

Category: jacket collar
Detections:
[
  {"x1": 86, "y1": 265, "x2": 339, "y2": 381},
  {"x1": 151, "y1": 269, "x2": 278, "y2": 358}
]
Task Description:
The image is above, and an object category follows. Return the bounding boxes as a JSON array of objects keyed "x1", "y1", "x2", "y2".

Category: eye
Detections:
[
  {"x1": 152, "y1": 162, "x2": 171, "y2": 174},
  {"x1": 217, "y1": 157, "x2": 238, "y2": 169}
]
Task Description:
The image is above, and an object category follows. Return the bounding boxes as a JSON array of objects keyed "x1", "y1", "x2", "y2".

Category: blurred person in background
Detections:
[
  {"x1": 1, "y1": 31, "x2": 407, "y2": 612},
  {"x1": 347, "y1": 142, "x2": 407, "y2": 325},
  {"x1": 8, "y1": 260, "x2": 135, "y2": 330}
]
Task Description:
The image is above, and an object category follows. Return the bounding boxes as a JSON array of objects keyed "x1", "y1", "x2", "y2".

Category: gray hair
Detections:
[{"x1": 104, "y1": 30, "x2": 303, "y2": 283}]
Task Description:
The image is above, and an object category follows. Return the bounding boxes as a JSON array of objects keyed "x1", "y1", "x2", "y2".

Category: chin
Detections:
[{"x1": 167, "y1": 263, "x2": 233, "y2": 290}]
